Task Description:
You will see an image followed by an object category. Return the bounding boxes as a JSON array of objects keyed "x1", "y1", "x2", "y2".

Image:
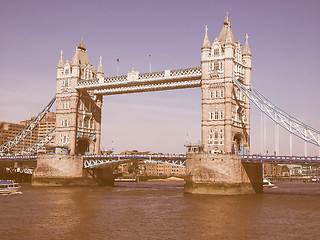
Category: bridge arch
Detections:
[
  {"x1": 233, "y1": 133, "x2": 244, "y2": 154},
  {"x1": 77, "y1": 137, "x2": 92, "y2": 155}
]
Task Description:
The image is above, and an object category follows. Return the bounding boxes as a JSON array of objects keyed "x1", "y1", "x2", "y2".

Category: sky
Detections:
[{"x1": 0, "y1": 0, "x2": 319, "y2": 155}]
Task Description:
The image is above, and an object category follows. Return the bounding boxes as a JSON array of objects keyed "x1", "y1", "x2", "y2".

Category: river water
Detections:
[{"x1": 0, "y1": 182, "x2": 319, "y2": 240}]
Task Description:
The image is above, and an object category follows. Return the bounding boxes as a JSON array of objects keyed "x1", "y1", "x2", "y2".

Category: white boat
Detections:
[
  {"x1": 114, "y1": 177, "x2": 137, "y2": 182},
  {"x1": 263, "y1": 179, "x2": 278, "y2": 188},
  {"x1": 0, "y1": 180, "x2": 21, "y2": 195}
]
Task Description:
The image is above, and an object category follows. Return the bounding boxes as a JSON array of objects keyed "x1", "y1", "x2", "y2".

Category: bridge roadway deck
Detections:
[
  {"x1": 75, "y1": 67, "x2": 202, "y2": 95},
  {"x1": 0, "y1": 154, "x2": 319, "y2": 166}
]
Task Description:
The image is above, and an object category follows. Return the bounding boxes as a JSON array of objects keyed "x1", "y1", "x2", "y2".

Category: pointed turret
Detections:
[
  {"x1": 202, "y1": 25, "x2": 211, "y2": 49},
  {"x1": 225, "y1": 28, "x2": 233, "y2": 45},
  {"x1": 78, "y1": 38, "x2": 86, "y2": 51},
  {"x1": 224, "y1": 12, "x2": 230, "y2": 25},
  {"x1": 218, "y1": 12, "x2": 235, "y2": 44},
  {"x1": 243, "y1": 34, "x2": 251, "y2": 56},
  {"x1": 71, "y1": 50, "x2": 80, "y2": 66},
  {"x1": 97, "y1": 56, "x2": 104, "y2": 79},
  {"x1": 57, "y1": 50, "x2": 64, "y2": 78},
  {"x1": 71, "y1": 39, "x2": 91, "y2": 68},
  {"x1": 201, "y1": 25, "x2": 211, "y2": 79},
  {"x1": 70, "y1": 47, "x2": 80, "y2": 77},
  {"x1": 243, "y1": 34, "x2": 252, "y2": 86},
  {"x1": 57, "y1": 50, "x2": 64, "y2": 68}
]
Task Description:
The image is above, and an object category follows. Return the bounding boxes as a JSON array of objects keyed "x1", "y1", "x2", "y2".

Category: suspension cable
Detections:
[{"x1": 0, "y1": 96, "x2": 56, "y2": 154}]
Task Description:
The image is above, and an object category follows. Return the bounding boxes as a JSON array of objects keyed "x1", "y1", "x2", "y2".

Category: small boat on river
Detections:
[
  {"x1": 0, "y1": 180, "x2": 21, "y2": 195},
  {"x1": 263, "y1": 179, "x2": 278, "y2": 188},
  {"x1": 114, "y1": 177, "x2": 137, "y2": 182}
]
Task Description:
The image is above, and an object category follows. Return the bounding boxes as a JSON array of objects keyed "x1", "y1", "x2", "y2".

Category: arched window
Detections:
[
  {"x1": 214, "y1": 62, "x2": 219, "y2": 71},
  {"x1": 84, "y1": 117, "x2": 89, "y2": 128},
  {"x1": 214, "y1": 109, "x2": 219, "y2": 120},
  {"x1": 214, "y1": 48, "x2": 219, "y2": 56},
  {"x1": 90, "y1": 118, "x2": 94, "y2": 129}
]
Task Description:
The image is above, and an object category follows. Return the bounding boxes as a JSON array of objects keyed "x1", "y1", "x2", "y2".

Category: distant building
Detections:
[
  {"x1": 185, "y1": 144, "x2": 204, "y2": 154},
  {"x1": 0, "y1": 111, "x2": 56, "y2": 154},
  {"x1": 142, "y1": 161, "x2": 185, "y2": 176},
  {"x1": 116, "y1": 150, "x2": 186, "y2": 177},
  {"x1": 263, "y1": 164, "x2": 320, "y2": 178},
  {"x1": 287, "y1": 165, "x2": 319, "y2": 177},
  {"x1": 37, "y1": 111, "x2": 56, "y2": 145},
  {"x1": 263, "y1": 163, "x2": 282, "y2": 177},
  {"x1": 0, "y1": 121, "x2": 37, "y2": 153}
]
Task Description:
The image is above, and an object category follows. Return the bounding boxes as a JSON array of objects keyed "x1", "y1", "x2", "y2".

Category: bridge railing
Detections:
[
  {"x1": 242, "y1": 155, "x2": 320, "y2": 165},
  {"x1": 83, "y1": 154, "x2": 187, "y2": 168}
]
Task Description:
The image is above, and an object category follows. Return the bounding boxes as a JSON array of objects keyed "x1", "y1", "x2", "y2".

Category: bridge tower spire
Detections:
[
  {"x1": 97, "y1": 56, "x2": 104, "y2": 79},
  {"x1": 57, "y1": 50, "x2": 64, "y2": 78},
  {"x1": 201, "y1": 25, "x2": 211, "y2": 81}
]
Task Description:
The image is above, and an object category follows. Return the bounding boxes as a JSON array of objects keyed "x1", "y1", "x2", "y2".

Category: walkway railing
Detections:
[
  {"x1": 76, "y1": 67, "x2": 202, "y2": 95},
  {"x1": 0, "y1": 154, "x2": 319, "y2": 166},
  {"x1": 83, "y1": 154, "x2": 186, "y2": 168}
]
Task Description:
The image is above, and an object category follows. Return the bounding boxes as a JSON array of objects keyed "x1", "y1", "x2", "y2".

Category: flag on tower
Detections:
[{"x1": 117, "y1": 58, "x2": 120, "y2": 77}]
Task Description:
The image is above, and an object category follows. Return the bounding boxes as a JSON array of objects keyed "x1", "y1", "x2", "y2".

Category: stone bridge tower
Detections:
[
  {"x1": 201, "y1": 14, "x2": 252, "y2": 155},
  {"x1": 55, "y1": 41, "x2": 103, "y2": 155}
]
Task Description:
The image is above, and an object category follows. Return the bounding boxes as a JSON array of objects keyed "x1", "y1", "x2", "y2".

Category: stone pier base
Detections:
[
  {"x1": 184, "y1": 153, "x2": 263, "y2": 195},
  {"x1": 32, "y1": 154, "x2": 95, "y2": 186}
]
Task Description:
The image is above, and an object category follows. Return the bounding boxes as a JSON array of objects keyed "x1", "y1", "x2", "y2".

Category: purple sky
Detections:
[{"x1": 1, "y1": 0, "x2": 319, "y2": 155}]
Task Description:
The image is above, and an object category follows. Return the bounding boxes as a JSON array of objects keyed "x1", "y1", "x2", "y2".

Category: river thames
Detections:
[{"x1": 0, "y1": 182, "x2": 319, "y2": 240}]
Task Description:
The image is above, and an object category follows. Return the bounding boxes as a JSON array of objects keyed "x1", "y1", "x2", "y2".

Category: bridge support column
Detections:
[
  {"x1": 184, "y1": 153, "x2": 263, "y2": 195},
  {"x1": 32, "y1": 154, "x2": 95, "y2": 186}
]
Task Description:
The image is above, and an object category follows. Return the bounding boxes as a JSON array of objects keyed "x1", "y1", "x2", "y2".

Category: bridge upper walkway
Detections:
[{"x1": 75, "y1": 67, "x2": 202, "y2": 95}]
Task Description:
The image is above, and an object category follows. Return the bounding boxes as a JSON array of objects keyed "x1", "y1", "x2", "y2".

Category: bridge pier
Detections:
[
  {"x1": 32, "y1": 154, "x2": 95, "y2": 186},
  {"x1": 184, "y1": 153, "x2": 263, "y2": 195},
  {"x1": 86, "y1": 167, "x2": 115, "y2": 186}
]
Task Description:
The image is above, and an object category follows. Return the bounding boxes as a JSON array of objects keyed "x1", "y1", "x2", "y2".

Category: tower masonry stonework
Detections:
[
  {"x1": 32, "y1": 41, "x2": 105, "y2": 186},
  {"x1": 185, "y1": 14, "x2": 262, "y2": 195},
  {"x1": 55, "y1": 41, "x2": 103, "y2": 155},
  {"x1": 201, "y1": 14, "x2": 252, "y2": 155}
]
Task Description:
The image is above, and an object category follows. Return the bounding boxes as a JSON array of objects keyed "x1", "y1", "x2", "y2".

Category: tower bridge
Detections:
[{"x1": 1, "y1": 14, "x2": 319, "y2": 194}]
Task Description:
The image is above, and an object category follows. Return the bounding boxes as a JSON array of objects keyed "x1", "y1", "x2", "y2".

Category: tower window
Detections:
[
  {"x1": 214, "y1": 110, "x2": 219, "y2": 120},
  {"x1": 214, "y1": 49, "x2": 219, "y2": 56},
  {"x1": 214, "y1": 62, "x2": 219, "y2": 71}
]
